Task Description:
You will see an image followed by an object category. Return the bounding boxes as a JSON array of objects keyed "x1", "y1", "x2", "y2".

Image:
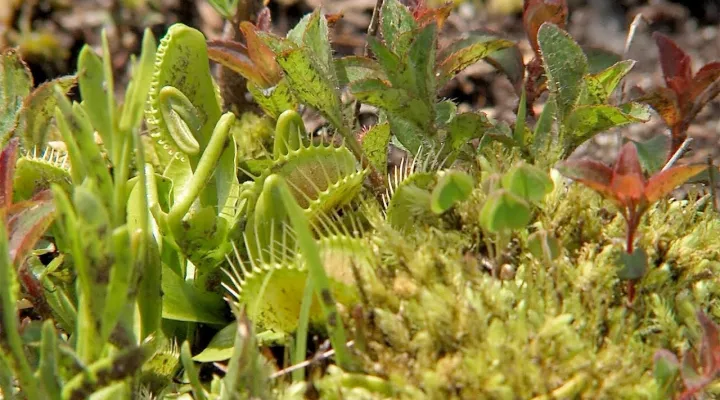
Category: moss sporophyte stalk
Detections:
[{"x1": 0, "y1": 0, "x2": 718, "y2": 398}]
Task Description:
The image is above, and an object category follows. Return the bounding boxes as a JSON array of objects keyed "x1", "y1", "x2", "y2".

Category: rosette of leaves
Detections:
[
  {"x1": 637, "y1": 32, "x2": 720, "y2": 159},
  {"x1": 349, "y1": 0, "x2": 524, "y2": 160}
]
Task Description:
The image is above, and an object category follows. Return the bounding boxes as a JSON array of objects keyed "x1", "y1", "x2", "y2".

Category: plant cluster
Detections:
[{"x1": 0, "y1": 0, "x2": 719, "y2": 398}]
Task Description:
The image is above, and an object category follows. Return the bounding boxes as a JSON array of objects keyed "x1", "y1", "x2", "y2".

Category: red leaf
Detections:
[
  {"x1": 0, "y1": 137, "x2": 19, "y2": 209},
  {"x1": 686, "y1": 61, "x2": 720, "y2": 120},
  {"x1": 654, "y1": 32, "x2": 693, "y2": 93},
  {"x1": 207, "y1": 39, "x2": 270, "y2": 88},
  {"x1": 557, "y1": 159, "x2": 620, "y2": 204},
  {"x1": 6, "y1": 191, "x2": 55, "y2": 265},
  {"x1": 523, "y1": 0, "x2": 569, "y2": 54},
  {"x1": 644, "y1": 164, "x2": 706, "y2": 203},
  {"x1": 697, "y1": 312, "x2": 720, "y2": 373},
  {"x1": 239, "y1": 22, "x2": 282, "y2": 87},
  {"x1": 256, "y1": 7, "x2": 272, "y2": 32},
  {"x1": 637, "y1": 87, "x2": 681, "y2": 128},
  {"x1": 613, "y1": 142, "x2": 645, "y2": 180}
]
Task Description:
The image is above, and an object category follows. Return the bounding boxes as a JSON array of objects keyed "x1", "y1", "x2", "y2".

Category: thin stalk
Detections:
[{"x1": 292, "y1": 277, "x2": 314, "y2": 382}]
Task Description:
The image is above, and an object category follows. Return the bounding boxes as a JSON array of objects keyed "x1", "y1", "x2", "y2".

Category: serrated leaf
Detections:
[
  {"x1": 287, "y1": 13, "x2": 313, "y2": 45},
  {"x1": 437, "y1": 32, "x2": 517, "y2": 86},
  {"x1": 381, "y1": 0, "x2": 417, "y2": 55},
  {"x1": 435, "y1": 100, "x2": 456, "y2": 126},
  {"x1": 501, "y1": 162, "x2": 553, "y2": 203},
  {"x1": 303, "y1": 11, "x2": 335, "y2": 82},
  {"x1": 368, "y1": 36, "x2": 412, "y2": 90},
  {"x1": 351, "y1": 78, "x2": 432, "y2": 133},
  {"x1": 538, "y1": 23, "x2": 587, "y2": 120},
  {"x1": 582, "y1": 60, "x2": 635, "y2": 104},
  {"x1": 408, "y1": 22, "x2": 437, "y2": 103},
  {"x1": 644, "y1": 164, "x2": 706, "y2": 203},
  {"x1": 566, "y1": 103, "x2": 650, "y2": 146},
  {"x1": 618, "y1": 247, "x2": 647, "y2": 280},
  {"x1": 335, "y1": 56, "x2": 384, "y2": 86},
  {"x1": 447, "y1": 112, "x2": 493, "y2": 150},
  {"x1": 361, "y1": 122, "x2": 391, "y2": 176},
  {"x1": 479, "y1": 189, "x2": 532, "y2": 233},
  {"x1": 431, "y1": 170, "x2": 474, "y2": 214},
  {"x1": 0, "y1": 49, "x2": 33, "y2": 143},
  {"x1": 16, "y1": 75, "x2": 76, "y2": 150},
  {"x1": 277, "y1": 48, "x2": 344, "y2": 130},
  {"x1": 247, "y1": 80, "x2": 297, "y2": 119}
]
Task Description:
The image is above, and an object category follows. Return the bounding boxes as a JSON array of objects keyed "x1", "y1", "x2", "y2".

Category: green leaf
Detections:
[
  {"x1": 532, "y1": 95, "x2": 556, "y2": 155},
  {"x1": 181, "y1": 341, "x2": 208, "y2": 400},
  {"x1": 479, "y1": 189, "x2": 532, "y2": 233},
  {"x1": 287, "y1": 13, "x2": 313, "y2": 45},
  {"x1": 206, "y1": 0, "x2": 238, "y2": 19},
  {"x1": 0, "y1": 49, "x2": 33, "y2": 144},
  {"x1": 361, "y1": 122, "x2": 391, "y2": 177},
  {"x1": 584, "y1": 60, "x2": 635, "y2": 104},
  {"x1": 247, "y1": 80, "x2": 298, "y2": 120},
  {"x1": 618, "y1": 247, "x2": 647, "y2": 280},
  {"x1": 632, "y1": 135, "x2": 669, "y2": 174},
  {"x1": 119, "y1": 29, "x2": 157, "y2": 133},
  {"x1": 447, "y1": 112, "x2": 493, "y2": 151},
  {"x1": 380, "y1": 0, "x2": 417, "y2": 55},
  {"x1": 538, "y1": 23, "x2": 588, "y2": 120},
  {"x1": 78, "y1": 45, "x2": 113, "y2": 152},
  {"x1": 13, "y1": 152, "x2": 72, "y2": 201},
  {"x1": 38, "y1": 320, "x2": 61, "y2": 400},
  {"x1": 303, "y1": 11, "x2": 335, "y2": 83},
  {"x1": 277, "y1": 48, "x2": 344, "y2": 130},
  {"x1": 436, "y1": 32, "x2": 517, "y2": 86},
  {"x1": 435, "y1": 100, "x2": 457, "y2": 126},
  {"x1": 431, "y1": 170, "x2": 474, "y2": 214},
  {"x1": 653, "y1": 350, "x2": 680, "y2": 396},
  {"x1": 193, "y1": 322, "x2": 238, "y2": 362},
  {"x1": 16, "y1": 75, "x2": 76, "y2": 150},
  {"x1": 161, "y1": 264, "x2": 227, "y2": 324},
  {"x1": 335, "y1": 56, "x2": 384, "y2": 86},
  {"x1": 527, "y1": 230, "x2": 561, "y2": 260},
  {"x1": 408, "y1": 23, "x2": 437, "y2": 104},
  {"x1": 514, "y1": 87, "x2": 527, "y2": 145},
  {"x1": 501, "y1": 162, "x2": 553, "y2": 203},
  {"x1": 566, "y1": 103, "x2": 650, "y2": 147},
  {"x1": 368, "y1": 37, "x2": 412, "y2": 90},
  {"x1": 583, "y1": 46, "x2": 623, "y2": 74}
]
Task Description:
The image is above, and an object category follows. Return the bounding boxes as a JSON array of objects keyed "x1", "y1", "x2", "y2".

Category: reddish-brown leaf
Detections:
[
  {"x1": 523, "y1": 0, "x2": 568, "y2": 54},
  {"x1": 637, "y1": 87, "x2": 680, "y2": 128},
  {"x1": 239, "y1": 22, "x2": 282, "y2": 87},
  {"x1": 697, "y1": 312, "x2": 720, "y2": 373},
  {"x1": 207, "y1": 39, "x2": 269, "y2": 87},
  {"x1": 557, "y1": 159, "x2": 621, "y2": 204},
  {"x1": 6, "y1": 191, "x2": 55, "y2": 265},
  {"x1": 686, "y1": 61, "x2": 720, "y2": 120},
  {"x1": 256, "y1": 7, "x2": 272, "y2": 32},
  {"x1": 613, "y1": 142, "x2": 644, "y2": 179},
  {"x1": 0, "y1": 137, "x2": 19, "y2": 209},
  {"x1": 654, "y1": 32, "x2": 693, "y2": 92},
  {"x1": 644, "y1": 164, "x2": 706, "y2": 203}
]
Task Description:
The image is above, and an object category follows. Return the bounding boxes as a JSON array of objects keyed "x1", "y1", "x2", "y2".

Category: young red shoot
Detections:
[
  {"x1": 558, "y1": 142, "x2": 705, "y2": 300},
  {"x1": 641, "y1": 33, "x2": 720, "y2": 158}
]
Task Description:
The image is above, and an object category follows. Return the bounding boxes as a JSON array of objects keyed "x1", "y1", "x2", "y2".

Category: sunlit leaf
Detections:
[
  {"x1": 436, "y1": 31, "x2": 517, "y2": 86},
  {"x1": 566, "y1": 103, "x2": 649, "y2": 146},
  {"x1": 360, "y1": 122, "x2": 391, "y2": 177},
  {"x1": 644, "y1": 165, "x2": 706, "y2": 203},
  {"x1": 381, "y1": 0, "x2": 417, "y2": 55},
  {"x1": 335, "y1": 56, "x2": 384, "y2": 86},
  {"x1": 0, "y1": 49, "x2": 33, "y2": 143},
  {"x1": 538, "y1": 23, "x2": 587, "y2": 120},
  {"x1": 479, "y1": 189, "x2": 532, "y2": 233},
  {"x1": 431, "y1": 170, "x2": 474, "y2": 214},
  {"x1": 501, "y1": 162, "x2": 553, "y2": 203}
]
